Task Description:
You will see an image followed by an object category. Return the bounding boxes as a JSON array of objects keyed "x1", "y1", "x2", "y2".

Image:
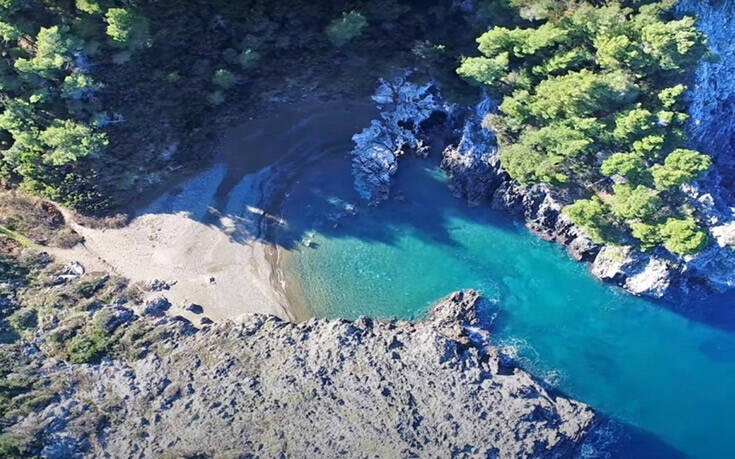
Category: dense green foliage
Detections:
[{"x1": 458, "y1": 0, "x2": 712, "y2": 255}]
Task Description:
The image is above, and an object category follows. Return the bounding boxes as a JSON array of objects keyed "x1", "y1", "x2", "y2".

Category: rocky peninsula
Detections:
[{"x1": 5, "y1": 291, "x2": 595, "y2": 457}]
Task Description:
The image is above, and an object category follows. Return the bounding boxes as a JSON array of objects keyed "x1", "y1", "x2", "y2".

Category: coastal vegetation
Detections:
[
  {"x1": 0, "y1": 0, "x2": 479, "y2": 214},
  {"x1": 458, "y1": 0, "x2": 712, "y2": 255}
]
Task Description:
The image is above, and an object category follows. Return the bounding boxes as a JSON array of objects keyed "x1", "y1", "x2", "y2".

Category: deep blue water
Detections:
[{"x1": 278, "y1": 154, "x2": 735, "y2": 458}]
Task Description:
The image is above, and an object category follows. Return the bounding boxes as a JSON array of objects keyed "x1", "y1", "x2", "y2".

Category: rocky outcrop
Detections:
[
  {"x1": 345, "y1": 5, "x2": 735, "y2": 299},
  {"x1": 677, "y1": 0, "x2": 735, "y2": 182},
  {"x1": 442, "y1": 114, "x2": 735, "y2": 297},
  {"x1": 440, "y1": 94, "x2": 507, "y2": 206},
  {"x1": 491, "y1": 181, "x2": 603, "y2": 262},
  {"x1": 590, "y1": 247, "x2": 673, "y2": 297},
  {"x1": 440, "y1": 95, "x2": 602, "y2": 264},
  {"x1": 439, "y1": 99, "x2": 734, "y2": 297},
  {"x1": 9, "y1": 291, "x2": 595, "y2": 458},
  {"x1": 350, "y1": 74, "x2": 443, "y2": 203}
]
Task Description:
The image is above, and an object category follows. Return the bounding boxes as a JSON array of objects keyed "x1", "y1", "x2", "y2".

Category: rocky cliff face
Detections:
[
  {"x1": 8, "y1": 291, "x2": 595, "y2": 458},
  {"x1": 678, "y1": 0, "x2": 735, "y2": 183},
  {"x1": 440, "y1": 88, "x2": 735, "y2": 298}
]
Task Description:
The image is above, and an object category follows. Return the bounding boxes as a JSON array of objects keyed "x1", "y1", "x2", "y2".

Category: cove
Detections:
[{"x1": 278, "y1": 153, "x2": 735, "y2": 458}]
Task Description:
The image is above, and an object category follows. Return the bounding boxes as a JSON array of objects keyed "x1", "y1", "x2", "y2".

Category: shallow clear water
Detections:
[{"x1": 278, "y1": 154, "x2": 735, "y2": 458}]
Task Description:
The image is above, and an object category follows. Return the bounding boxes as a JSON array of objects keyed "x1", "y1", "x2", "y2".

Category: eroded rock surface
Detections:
[
  {"x1": 440, "y1": 94, "x2": 505, "y2": 206},
  {"x1": 9, "y1": 291, "x2": 595, "y2": 458},
  {"x1": 678, "y1": 0, "x2": 735, "y2": 182},
  {"x1": 351, "y1": 74, "x2": 443, "y2": 203}
]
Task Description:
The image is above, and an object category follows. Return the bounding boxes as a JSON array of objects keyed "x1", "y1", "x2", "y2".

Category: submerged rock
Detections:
[{"x1": 10, "y1": 291, "x2": 595, "y2": 457}]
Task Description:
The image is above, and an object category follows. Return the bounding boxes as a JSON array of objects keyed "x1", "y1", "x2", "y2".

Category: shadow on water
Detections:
[
  {"x1": 664, "y1": 289, "x2": 735, "y2": 321},
  {"x1": 123, "y1": 101, "x2": 735, "y2": 456},
  {"x1": 274, "y1": 151, "x2": 520, "y2": 251},
  {"x1": 145, "y1": 97, "x2": 519, "y2": 252},
  {"x1": 583, "y1": 416, "x2": 688, "y2": 459}
]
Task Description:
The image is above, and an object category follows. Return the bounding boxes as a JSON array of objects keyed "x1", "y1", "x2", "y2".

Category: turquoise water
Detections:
[{"x1": 278, "y1": 154, "x2": 735, "y2": 458}]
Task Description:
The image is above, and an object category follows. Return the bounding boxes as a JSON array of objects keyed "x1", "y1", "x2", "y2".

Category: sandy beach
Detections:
[
  {"x1": 50, "y1": 102, "x2": 376, "y2": 324},
  {"x1": 53, "y1": 163, "x2": 296, "y2": 323}
]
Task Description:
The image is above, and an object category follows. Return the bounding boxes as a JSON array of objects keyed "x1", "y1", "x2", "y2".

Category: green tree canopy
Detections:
[
  {"x1": 14, "y1": 26, "x2": 79, "y2": 79},
  {"x1": 212, "y1": 69, "x2": 236, "y2": 89},
  {"x1": 652, "y1": 149, "x2": 712, "y2": 190},
  {"x1": 601, "y1": 152, "x2": 648, "y2": 183},
  {"x1": 105, "y1": 8, "x2": 149, "y2": 50},
  {"x1": 630, "y1": 222, "x2": 663, "y2": 251},
  {"x1": 38, "y1": 119, "x2": 108, "y2": 166},
  {"x1": 563, "y1": 197, "x2": 615, "y2": 244},
  {"x1": 76, "y1": 0, "x2": 112, "y2": 16},
  {"x1": 609, "y1": 184, "x2": 661, "y2": 221},
  {"x1": 458, "y1": 0, "x2": 712, "y2": 255},
  {"x1": 659, "y1": 217, "x2": 708, "y2": 255},
  {"x1": 326, "y1": 11, "x2": 367, "y2": 47}
]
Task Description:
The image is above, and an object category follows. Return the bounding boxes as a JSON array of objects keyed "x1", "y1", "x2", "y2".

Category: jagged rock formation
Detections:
[
  {"x1": 9, "y1": 291, "x2": 595, "y2": 458},
  {"x1": 440, "y1": 94, "x2": 505, "y2": 206},
  {"x1": 678, "y1": 0, "x2": 735, "y2": 181},
  {"x1": 438, "y1": 94, "x2": 600, "y2": 262},
  {"x1": 350, "y1": 74, "x2": 443, "y2": 203}
]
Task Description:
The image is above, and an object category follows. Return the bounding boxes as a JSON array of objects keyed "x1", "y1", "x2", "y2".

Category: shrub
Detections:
[
  {"x1": 659, "y1": 217, "x2": 708, "y2": 255},
  {"x1": 238, "y1": 49, "x2": 260, "y2": 69},
  {"x1": 208, "y1": 91, "x2": 225, "y2": 106},
  {"x1": 326, "y1": 11, "x2": 367, "y2": 47},
  {"x1": 75, "y1": 0, "x2": 112, "y2": 15},
  {"x1": 212, "y1": 69, "x2": 235, "y2": 89},
  {"x1": 0, "y1": 433, "x2": 27, "y2": 458},
  {"x1": 65, "y1": 328, "x2": 109, "y2": 364},
  {"x1": 7, "y1": 308, "x2": 37, "y2": 331},
  {"x1": 105, "y1": 8, "x2": 149, "y2": 50}
]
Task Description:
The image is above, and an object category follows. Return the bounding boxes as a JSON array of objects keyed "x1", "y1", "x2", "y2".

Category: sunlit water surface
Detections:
[{"x1": 278, "y1": 154, "x2": 735, "y2": 458}]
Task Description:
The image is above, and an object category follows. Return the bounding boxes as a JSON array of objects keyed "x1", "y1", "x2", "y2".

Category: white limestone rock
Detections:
[
  {"x1": 623, "y1": 257, "x2": 672, "y2": 298},
  {"x1": 712, "y1": 222, "x2": 735, "y2": 247}
]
